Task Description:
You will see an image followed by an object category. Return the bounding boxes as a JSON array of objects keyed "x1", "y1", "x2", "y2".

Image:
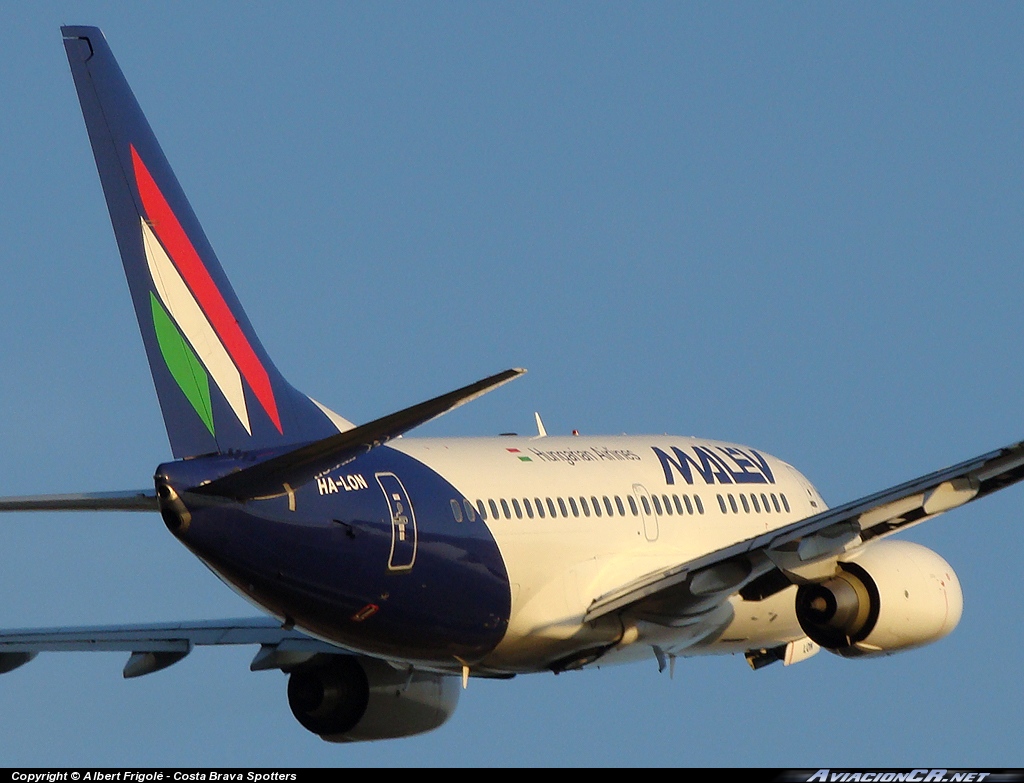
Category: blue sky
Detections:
[{"x1": 0, "y1": 1, "x2": 1022, "y2": 768}]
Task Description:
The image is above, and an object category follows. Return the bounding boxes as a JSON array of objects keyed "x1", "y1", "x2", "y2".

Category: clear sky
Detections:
[{"x1": 0, "y1": 1, "x2": 1022, "y2": 768}]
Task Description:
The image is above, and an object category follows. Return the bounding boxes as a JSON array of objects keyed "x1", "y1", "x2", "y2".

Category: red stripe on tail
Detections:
[{"x1": 131, "y1": 145, "x2": 282, "y2": 433}]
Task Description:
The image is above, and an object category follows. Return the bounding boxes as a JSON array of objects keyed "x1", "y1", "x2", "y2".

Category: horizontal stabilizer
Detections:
[
  {"x1": 0, "y1": 614, "x2": 344, "y2": 655},
  {"x1": 194, "y1": 368, "x2": 526, "y2": 500},
  {"x1": 0, "y1": 490, "x2": 157, "y2": 513}
]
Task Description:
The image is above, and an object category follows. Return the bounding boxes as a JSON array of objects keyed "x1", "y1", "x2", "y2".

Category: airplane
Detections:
[{"x1": 0, "y1": 24, "x2": 1018, "y2": 744}]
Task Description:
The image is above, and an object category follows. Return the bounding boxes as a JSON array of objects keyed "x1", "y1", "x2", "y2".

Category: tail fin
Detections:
[{"x1": 62, "y1": 26, "x2": 348, "y2": 458}]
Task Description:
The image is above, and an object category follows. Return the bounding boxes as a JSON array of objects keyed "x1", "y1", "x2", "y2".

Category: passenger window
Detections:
[
  {"x1": 615, "y1": 496, "x2": 626, "y2": 516},
  {"x1": 547, "y1": 498, "x2": 558, "y2": 518},
  {"x1": 781, "y1": 494, "x2": 791, "y2": 513},
  {"x1": 728, "y1": 494, "x2": 738, "y2": 514},
  {"x1": 558, "y1": 498, "x2": 568, "y2": 517},
  {"x1": 511, "y1": 498, "x2": 523, "y2": 519},
  {"x1": 717, "y1": 494, "x2": 727, "y2": 513},
  {"x1": 489, "y1": 499, "x2": 499, "y2": 519},
  {"x1": 450, "y1": 499, "x2": 463, "y2": 522},
  {"x1": 535, "y1": 498, "x2": 545, "y2": 519},
  {"x1": 628, "y1": 496, "x2": 639, "y2": 516},
  {"x1": 761, "y1": 493, "x2": 771, "y2": 513},
  {"x1": 771, "y1": 494, "x2": 781, "y2": 512},
  {"x1": 751, "y1": 494, "x2": 760, "y2": 513},
  {"x1": 568, "y1": 497, "x2": 580, "y2": 517},
  {"x1": 651, "y1": 495, "x2": 663, "y2": 515},
  {"x1": 695, "y1": 496, "x2": 704, "y2": 514},
  {"x1": 524, "y1": 498, "x2": 534, "y2": 519},
  {"x1": 477, "y1": 500, "x2": 488, "y2": 520},
  {"x1": 579, "y1": 497, "x2": 590, "y2": 517},
  {"x1": 464, "y1": 500, "x2": 476, "y2": 522},
  {"x1": 604, "y1": 496, "x2": 614, "y2": 516},
  {"x1": 591, "y1": 496, "x2": 602, "y2": 517},
  {"x1": 683, "y1": 495, "x2": 693, "y2": 514},
  {"x1": 500, "y1": 499, "x2": 511, "y2": 519},
  {"x1": 640, "y1": 496, "x2": 651, "y2": 515}
]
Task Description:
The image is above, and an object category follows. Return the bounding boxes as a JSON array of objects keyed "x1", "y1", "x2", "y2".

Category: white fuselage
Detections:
[{"x1": 390, "y1": 435, "x2": 826, "y2": 672}]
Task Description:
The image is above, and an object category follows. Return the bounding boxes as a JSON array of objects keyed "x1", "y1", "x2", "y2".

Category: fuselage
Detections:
[{"x1": 158, "y1": 435, "x2": 826, "y2": 675}]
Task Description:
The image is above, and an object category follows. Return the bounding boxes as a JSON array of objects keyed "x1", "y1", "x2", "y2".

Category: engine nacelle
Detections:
[
  {"x1": 287, "y1": 656, "x2": 460, "y2": 742},
  {"x1": 795, "y1": 539, "x2": 962, "y2": 657}
]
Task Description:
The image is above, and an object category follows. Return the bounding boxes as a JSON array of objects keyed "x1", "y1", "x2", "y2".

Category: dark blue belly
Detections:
[{"x1": 159, "y1": 445, "x2": 511, "y2": 664}]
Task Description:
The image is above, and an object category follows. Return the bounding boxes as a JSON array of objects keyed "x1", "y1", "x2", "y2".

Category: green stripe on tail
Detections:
[{"x1": 150, "y1": 292, "x2": 214, "y2": 436}]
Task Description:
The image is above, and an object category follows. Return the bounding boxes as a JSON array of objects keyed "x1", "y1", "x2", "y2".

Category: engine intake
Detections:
[
  {"x1": 287, "y1": 656, "x2": 459, "y2": 742},
  {"x1": 795, "y1": 540, "x2": 962, "y2": 657}
]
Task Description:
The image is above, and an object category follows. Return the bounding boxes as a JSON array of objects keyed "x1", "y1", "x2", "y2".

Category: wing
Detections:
[
  {"x1": 585, "y1": 439, "x2": 1024, "y2": 623},
  {"x1": 0, "y1": 617, "x2": 348, "y2": 678}
]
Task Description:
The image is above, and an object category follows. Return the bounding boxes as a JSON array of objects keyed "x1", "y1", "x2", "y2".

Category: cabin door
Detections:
[
  {"x1": 633, "y1": 483, "x2": 659, "y2": 542},
  {"x1": 376, "y1": 472, "x2": 418, "y2": 571}
]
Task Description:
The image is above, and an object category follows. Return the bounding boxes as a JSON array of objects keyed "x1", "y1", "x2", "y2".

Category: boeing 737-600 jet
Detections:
[{"x1": 0, "y1": 25, "x2": 1018, "y2": 743}]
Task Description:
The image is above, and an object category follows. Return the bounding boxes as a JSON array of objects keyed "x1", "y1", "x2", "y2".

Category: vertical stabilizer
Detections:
[{"x1": 62, "y1": 26, "x2": 349, "y2": 458}]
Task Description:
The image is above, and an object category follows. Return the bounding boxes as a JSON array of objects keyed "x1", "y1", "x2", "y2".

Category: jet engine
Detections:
[
  {"x1": 287, "y1": 655, "x2": 460, "y2": 742},
  {"x1": 795, "y1": 539, "x2": 962, "y2": 657}
]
